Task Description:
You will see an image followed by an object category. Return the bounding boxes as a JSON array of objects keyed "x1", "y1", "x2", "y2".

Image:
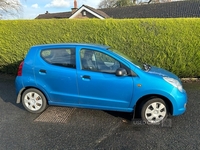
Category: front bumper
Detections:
[{"x1": 172, "y1": 89, "x2": 187, "y2": 116}]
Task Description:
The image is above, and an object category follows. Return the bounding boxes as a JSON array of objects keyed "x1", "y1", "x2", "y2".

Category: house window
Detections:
[{"x1": 82, "y1": 10, "x2": 86, "y2": 16}]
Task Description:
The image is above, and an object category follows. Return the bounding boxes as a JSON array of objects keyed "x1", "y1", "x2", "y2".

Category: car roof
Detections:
[{"x1": 31, "y1": 43, "x2": 110, "y2": 50}]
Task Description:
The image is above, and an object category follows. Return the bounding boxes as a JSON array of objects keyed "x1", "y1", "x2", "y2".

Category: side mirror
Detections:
[{"x1": 116, "y1": 68, "x2": 127, "y2": 76}]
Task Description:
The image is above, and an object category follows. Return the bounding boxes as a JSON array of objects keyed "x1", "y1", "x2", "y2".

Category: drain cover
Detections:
[{"x1": 34, "y1": 106, "x2": 76, "y2": 123}]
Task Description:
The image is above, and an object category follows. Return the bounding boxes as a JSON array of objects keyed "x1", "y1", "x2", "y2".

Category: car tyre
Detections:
[
  {"x1": 22, "y1": 88, "x2": 47, "y2": 113},
  {"x1": 141, "y1": 98, "x2": 168, "y2": 125}
]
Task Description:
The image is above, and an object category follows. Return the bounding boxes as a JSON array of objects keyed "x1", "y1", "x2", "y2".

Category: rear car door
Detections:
[{"x1": 34, "y1": 47, "x2": 79, "y2": 105}]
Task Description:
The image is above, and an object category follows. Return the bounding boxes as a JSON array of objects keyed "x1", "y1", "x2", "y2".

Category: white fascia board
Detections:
[{"x1": 69, "y1": 6, "x2": 105, "y2": 19}]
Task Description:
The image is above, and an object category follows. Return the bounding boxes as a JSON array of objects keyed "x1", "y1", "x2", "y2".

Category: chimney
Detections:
[
  {"x1": 71, "y1": 0, "x2": 78, "y2": 14},
  {"x1": 45, "y1": 11, "x2": 49, "y2": 14},
  {"x1": 74, "y1": 0, "x2": 77, "y2": 9}
]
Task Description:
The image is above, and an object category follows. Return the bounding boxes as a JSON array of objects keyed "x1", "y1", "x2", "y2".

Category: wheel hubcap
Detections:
[
  {"x1": 24, "y1": 92, "x2": 43, "y2": 111},
  {"x1": 153, "y1": 110, "x2": 159, "y2": 114},
  {"x1": 145, "y1": 102, "x2": 166, "y2": 123}
]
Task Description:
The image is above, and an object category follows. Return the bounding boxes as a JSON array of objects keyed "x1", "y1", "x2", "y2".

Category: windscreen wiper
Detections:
[{"x1": 143, "y1": 63, "x2": 151, "y2": 71}]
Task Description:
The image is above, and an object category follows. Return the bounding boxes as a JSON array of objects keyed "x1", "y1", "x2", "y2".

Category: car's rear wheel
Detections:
[
  {"x1": 141, "y1": 98, "x2": 168, "y2": 125},
  {"x1": 22, "y1": 88, "x2": 47, "y2": 113}
]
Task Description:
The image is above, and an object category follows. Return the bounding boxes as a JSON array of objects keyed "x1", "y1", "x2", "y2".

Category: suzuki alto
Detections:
[{"x1": 15, "y1": 43, "x2": 187, "y2": 125}]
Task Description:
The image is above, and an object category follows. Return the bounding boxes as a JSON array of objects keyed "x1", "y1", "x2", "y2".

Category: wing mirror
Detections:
[{"x1": 116, "y1": 68, "x2": 127, "y2": 76}]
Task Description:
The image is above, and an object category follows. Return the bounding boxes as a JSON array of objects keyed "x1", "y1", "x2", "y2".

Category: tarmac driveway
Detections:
[{"x1": 0, "y1": 74, "x2": 200, "y2": 150}]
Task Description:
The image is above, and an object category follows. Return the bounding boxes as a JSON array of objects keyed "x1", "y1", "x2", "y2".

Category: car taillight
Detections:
[{"x1": 17, "y1": 61, "x2": 24, "y2": 76}]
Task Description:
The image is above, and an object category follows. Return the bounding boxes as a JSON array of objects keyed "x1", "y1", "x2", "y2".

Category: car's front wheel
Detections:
[
  {"x1": 141, "y1": 98, "x2": 168, "y2": 125},
  {"x1": 22, "y1": 88, "x2": 47, "y2": 113}
]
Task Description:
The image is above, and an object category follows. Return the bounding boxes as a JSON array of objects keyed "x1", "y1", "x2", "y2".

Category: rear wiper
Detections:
[{"x1": 143, "y1": 63, "x2": 151, "y2": 71}]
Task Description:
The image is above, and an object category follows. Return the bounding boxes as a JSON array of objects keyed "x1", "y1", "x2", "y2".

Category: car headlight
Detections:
[{"x1": 163, "y1": 77, "x2": 183, "y2": 92}]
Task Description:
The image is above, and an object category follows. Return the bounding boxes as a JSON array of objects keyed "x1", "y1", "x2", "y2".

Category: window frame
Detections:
[{"x1": 80, "y1": 48, "x2": 131, "y2": 75}]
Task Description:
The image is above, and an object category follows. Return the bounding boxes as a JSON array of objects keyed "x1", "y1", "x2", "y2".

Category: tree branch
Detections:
[{"x1": 0, "y1": 0, "x2": 22, "y2": 18}]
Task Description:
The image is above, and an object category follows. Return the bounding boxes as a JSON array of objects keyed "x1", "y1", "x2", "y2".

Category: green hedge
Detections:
[{"x1": 0, "y1": 18, "x2": 200, "y2": 77}]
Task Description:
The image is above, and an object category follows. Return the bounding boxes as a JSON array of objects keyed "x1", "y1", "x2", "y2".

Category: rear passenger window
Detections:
[{"x1": 41, "y1": 48, "x2": 76, "y2": 68}]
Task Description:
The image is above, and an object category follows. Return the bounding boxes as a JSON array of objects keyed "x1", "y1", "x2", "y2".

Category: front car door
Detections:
[{"x1": 77, "y1": 48, "x2": 134, "y2": 111}]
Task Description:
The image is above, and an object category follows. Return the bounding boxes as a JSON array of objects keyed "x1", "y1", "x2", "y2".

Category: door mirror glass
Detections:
[{"x1": 116, "y1": 68, "x2": 127, "y2": 76}]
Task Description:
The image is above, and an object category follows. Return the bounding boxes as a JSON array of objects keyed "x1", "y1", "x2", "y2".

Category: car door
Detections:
[
  {"x1": 77, "y1": 48, "x2": 134, "y2": 110},
  {"x1": 34, "y1": 47, "x2": 79, "y2": 105}
]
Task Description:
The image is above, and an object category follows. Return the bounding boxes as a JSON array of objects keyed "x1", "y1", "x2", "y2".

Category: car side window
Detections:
[
  {"x1": 41, "y1": 48, "x2": 76, "y2": 68},
  {"x1": 80, "y1": 49, "x2": 120, "y2": 73}
]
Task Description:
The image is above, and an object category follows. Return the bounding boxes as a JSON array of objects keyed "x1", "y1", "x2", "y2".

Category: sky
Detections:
[{"x1": 20, "y1": 0, "x2": 102, "y2": 19}]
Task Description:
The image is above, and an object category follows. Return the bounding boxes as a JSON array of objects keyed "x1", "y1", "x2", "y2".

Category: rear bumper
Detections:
[{"x1": 15, "y1": 76, "x2": 24, "y2": 103}]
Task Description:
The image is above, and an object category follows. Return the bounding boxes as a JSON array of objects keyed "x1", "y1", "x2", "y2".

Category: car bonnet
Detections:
[{"x1": 148, "y1": 66, "x2": 180, "y2": 81}]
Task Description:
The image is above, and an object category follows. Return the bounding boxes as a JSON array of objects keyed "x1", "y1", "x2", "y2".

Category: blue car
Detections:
[{"x1": 15, "y1": 43, "x2": 187, "y2": 125}]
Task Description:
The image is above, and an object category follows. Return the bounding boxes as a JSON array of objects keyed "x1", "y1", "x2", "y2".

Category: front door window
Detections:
[{"x1": 80, "y1": 49, "x2": 120, "y2": 73}]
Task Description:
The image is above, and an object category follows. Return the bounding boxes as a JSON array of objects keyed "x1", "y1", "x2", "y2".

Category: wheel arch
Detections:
[
  {"x1": 134, "y1": 94, "x2": 173, "y2": 118},
  {"x1": 16, "y1": 86, "x2": 49, "y2": 105}
]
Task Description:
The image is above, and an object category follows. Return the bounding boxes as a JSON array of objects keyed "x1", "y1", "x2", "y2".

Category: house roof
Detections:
[
  {"x1": 69, "y1": 5, "x2": 110, "y2": 19},
  {"x1": 101, "y1": 1, "x2": 200, "y2": 18},
  {"x1": 35, "y1": 11, "x2": 72, "y2": 19},
  {"x1": 35, "y1": 1, "x2": 200, "y2": 19},
  {"x1": 83, "y1": 5, "x2": 110, "y2": 18}
]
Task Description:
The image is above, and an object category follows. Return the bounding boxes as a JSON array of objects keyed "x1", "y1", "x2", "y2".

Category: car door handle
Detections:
[
  {"x1": 82, "y1": 75, "x2": 90, "y2": 79},
  {"x1": 39, "y1": 69, "x2": 46, "y2": 74}
]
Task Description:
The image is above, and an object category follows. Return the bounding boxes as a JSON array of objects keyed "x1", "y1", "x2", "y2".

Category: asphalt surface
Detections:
[{"x1": 0, "y1": 74, "x2": 200, "y2": 150}]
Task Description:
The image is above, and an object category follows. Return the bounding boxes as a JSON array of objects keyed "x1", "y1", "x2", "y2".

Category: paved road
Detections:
[{"x1": 0, "y1": 74, "x2": 200, "y2": 150}]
